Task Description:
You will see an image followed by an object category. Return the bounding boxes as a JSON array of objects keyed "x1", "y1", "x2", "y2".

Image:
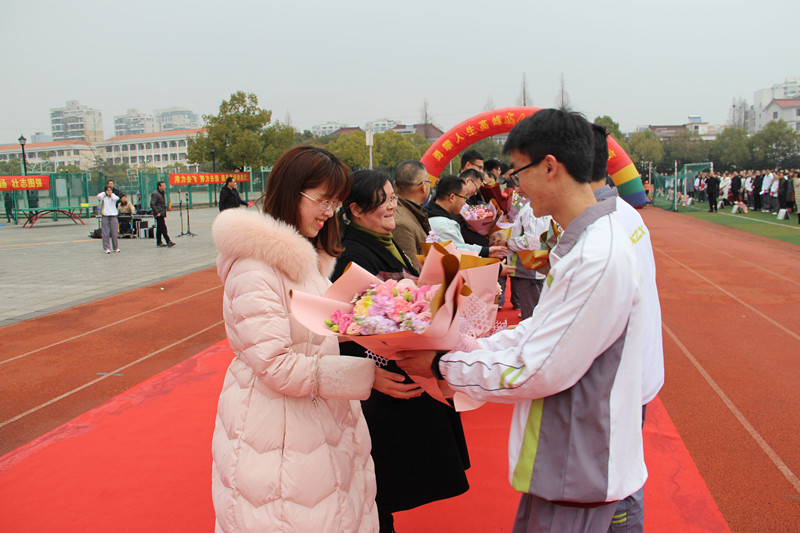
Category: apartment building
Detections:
[
  {"x1": 114, "y1": 109, "x2": 157, "y2": 137},
  {"x1": 50, "y1": 100, "x2": 104, "y2": 143}
]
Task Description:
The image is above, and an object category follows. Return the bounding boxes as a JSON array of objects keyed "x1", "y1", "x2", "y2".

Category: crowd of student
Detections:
[
  {"x1": 209, "y1": 110, "x2": 662, "y2": 533},
  {"x1": 692, "y1": 169, "x2": 800, "y2": 222}
]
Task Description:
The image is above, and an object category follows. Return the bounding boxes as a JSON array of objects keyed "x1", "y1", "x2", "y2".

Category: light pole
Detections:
[
  {"x1": 18, "y1": 134, "x2": 28, "y2": 175},
  {"x1": 210, "y1": 144, "x2": 216, "y2": 173}
]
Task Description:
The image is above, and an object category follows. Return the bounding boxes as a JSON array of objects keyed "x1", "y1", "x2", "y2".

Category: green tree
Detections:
[
  {"x1": 662, "y1": 129, "x2": 709, "y2": 170},
  {"x1": 749, "y1": 120, "x2": 800, "y2": 168},
  {"x1": 405, "y1": 133, "x2": 432, "y2": 160},
  {"x1": 325, "y1": 130, "x2": 369, "y2": 171},
  {"x1": 626, "y1": 129, "x2": 664, "y2": 168},
  {"x1": 187, "y1": 91, "x2": 294, "y2": 171},
  {"x1": 593, "y1": 115, "x2": 629, "y2": 152},
  {"x1": 455, "y1": 136, "x2": 503, "y2": 170},
  {"x1": 374, "y1": 130, "x2": 419, "y2": 170},
  {"x1": 709, "y1": 128, "x2": 750, "y2": 170}
]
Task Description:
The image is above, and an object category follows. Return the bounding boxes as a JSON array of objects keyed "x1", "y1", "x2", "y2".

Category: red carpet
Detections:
[{"x1": 0, "y1": 339, "x2": 730, "y2": 532}]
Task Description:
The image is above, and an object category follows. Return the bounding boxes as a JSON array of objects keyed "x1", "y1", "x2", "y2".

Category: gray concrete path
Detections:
[{"x1": 0, "y1": 206, "x2": 232, "y2": 327}]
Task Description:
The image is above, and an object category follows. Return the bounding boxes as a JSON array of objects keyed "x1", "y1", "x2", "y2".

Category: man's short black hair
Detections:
[
  {"x1": 503, "y1": 108, "x2": 594, "y2": 183},
  {"x1": 485, "y1": 159, "x2": 502, "y2": 174},
  {"x1": 459, "y1": 168, "x2": 483, "y2": 183},
  {"x1": 434, "y1": 175, "x2": 466, "y2": 201},
  {"x1": 460, "y1": 149, "x2": 484, "y2": 170},
  {"x1": 591, "y1": 123, "x2": 610, "y2": 183},
  {"x1": 225, "y1": 176, "x2": 235, "y2": 185}
]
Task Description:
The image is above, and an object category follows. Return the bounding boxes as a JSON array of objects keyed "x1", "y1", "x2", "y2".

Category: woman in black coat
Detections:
[{"x1": 332, "y1": 170, "x2": 470, "y2": 533}]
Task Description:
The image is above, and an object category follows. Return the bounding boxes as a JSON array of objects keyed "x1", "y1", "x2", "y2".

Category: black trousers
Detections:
[{"x1": 155, "y1": 214, "x2": 171, "y2": 244}]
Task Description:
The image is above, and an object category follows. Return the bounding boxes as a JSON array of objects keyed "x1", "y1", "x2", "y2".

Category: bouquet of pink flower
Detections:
[
  {"x1": 460, "y1": 202, "x2": 498, "y2": 235},
  {"x1": 324, "y1": 279, "x2": 440, "y2": 336},
  {"x1": 290, "y1": 243, "x2": 501, "y2": 411}
]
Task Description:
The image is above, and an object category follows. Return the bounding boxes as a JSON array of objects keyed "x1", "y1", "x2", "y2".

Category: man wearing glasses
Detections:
[
  {"x1": 393, "y1": 160, "x2": 432, "y2": 271},
  {"x1": 423, "y1": 175, "x2": 506, "y2": 259},
  {"x1": 401, "y1": 109, "x2": 647, "y2": 533},
  {"x1": 460, "y1": 148, "x2": 485, "y2": 174}
]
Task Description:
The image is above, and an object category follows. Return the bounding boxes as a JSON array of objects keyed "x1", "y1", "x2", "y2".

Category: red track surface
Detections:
[{"x1": 1, "y1": 206, "x2": 799, "y2": 531}]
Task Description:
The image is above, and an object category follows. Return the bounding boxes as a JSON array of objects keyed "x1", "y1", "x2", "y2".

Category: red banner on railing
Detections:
[
  {"x1": 168, "y1": 172, "x2": 250, "y2": 186},
  {"x1": 0, "y1": 175, "x2": 51, "y2": 191}
]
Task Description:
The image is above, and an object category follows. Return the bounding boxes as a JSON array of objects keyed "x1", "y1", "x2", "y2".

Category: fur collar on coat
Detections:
[{"x1": 212, "y1": 208, "x2": 337, "y2": 282}]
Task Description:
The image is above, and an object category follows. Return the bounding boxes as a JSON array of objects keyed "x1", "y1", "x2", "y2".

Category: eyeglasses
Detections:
[
  {"x1": 416, "y1": 179, "x2": 432, "y2": 187},
  {"x1": 509, "y1": 157, "x2": 544, "y2": 180},
  {"x1": 300, "y1": 191, "x2": 341, "y2": 213},
  {"x1": 453, "y1": 193, "x2": 469, "y2": 200},
  {"x1": 384, "y1": 194, "x2": 399, "y2": 206}
]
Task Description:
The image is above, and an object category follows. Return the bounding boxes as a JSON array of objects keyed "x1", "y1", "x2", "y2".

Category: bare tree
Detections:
[
  {"x1": 727, "y1": 98, "x2": 748, "y2": 130},
  {"x1": 419, "y1": 99, "x2": 433, "y2": 141},
  {"x1": 516, "y1": 74, "x2": 532, "y2": 107},
  {"x1": 555, "y1": 73, "x2": 571, "y2": 110},
  {"x1": 484, "y1": 95, "x2": 496, "y2": 111}
]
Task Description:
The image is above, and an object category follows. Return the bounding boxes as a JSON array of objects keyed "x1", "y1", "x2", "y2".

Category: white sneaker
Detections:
[
  {"x1": 114, "y1": 249, "x2": 121, "y2": 253},
  {"x1": 105, "y1": 250, "x2": 111, "y2": 254}
]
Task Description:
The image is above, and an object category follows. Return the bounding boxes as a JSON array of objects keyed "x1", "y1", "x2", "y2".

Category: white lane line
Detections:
[
  {"x1": 0, "y1": 285, "x2": 221, "y2": 366},
  {"x1": 709, "y1": 247, "x2": 800, "y2": 288},
  {"x1": 657, "y1": 249, "x2": 800, "y2": 342},
  {"x1": 662, "y1": 323, "x2": 800, "y2": 495},
  {"x1": 0, "y1": 320, "x2": 224, "y2": 429}
]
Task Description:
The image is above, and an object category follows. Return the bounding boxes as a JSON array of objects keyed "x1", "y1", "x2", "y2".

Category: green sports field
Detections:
[{"x1": 651, "y1": 197, "x2": 800, "y2": 246}]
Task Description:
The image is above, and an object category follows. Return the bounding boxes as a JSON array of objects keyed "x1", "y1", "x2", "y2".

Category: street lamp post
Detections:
[
  {"x1": 18, "y1": 134, "x2": 28, "y2": 175},
  {"x1": 210, "y1": 144, "x2": 216, "y2": 173}
]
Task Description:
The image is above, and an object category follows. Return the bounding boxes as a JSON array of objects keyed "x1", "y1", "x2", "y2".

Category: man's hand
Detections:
[
  {"x1": 500, "y1": 263, "x2": 516, "y2": 276},
  {"x1": 396, "y1": 349, "x2": 438, "y2": 378},
  {"x1": 247, "y1": 201, "x2": 254, "y2": 208},
  {"x1": 488, "y1": 245, "x2": 508, "y2": 258},
  {"x1": 373, "y1": 367, "x2": 423, "y2": 399}
]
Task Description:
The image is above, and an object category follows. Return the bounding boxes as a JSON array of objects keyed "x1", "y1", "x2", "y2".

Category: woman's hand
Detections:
[{"x1": 373, "y1": 367, "x2": 424, "y2": 399}]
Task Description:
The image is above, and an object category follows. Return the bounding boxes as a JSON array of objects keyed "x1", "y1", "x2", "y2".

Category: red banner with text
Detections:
[
  {"x1": 168, "y1": 172, "x2": 250, "y2": 186},
  {"x1": 0, "y1": 175, "x2": 51, "y2": 191}
]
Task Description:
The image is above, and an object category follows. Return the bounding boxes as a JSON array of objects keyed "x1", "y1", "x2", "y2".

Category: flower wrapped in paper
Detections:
[
  {"x1": 516, "y1": 218, "x2": 562, "y2": 274},
  {"x1": 460, "y1": 202, "x2": 498, "y2": 235},
  {"x1": 479, "y1": 183, "x2": 512, "y2": 214},
  {"x1": 291, "y1": 243, "x2": 500, "y2": 410}
]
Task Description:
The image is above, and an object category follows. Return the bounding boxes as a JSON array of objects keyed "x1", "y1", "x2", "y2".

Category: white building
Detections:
[
  {"x1": 154, "y1": 107, "x2": 202, "y2": 132},
  {"x1": 751, "y1": 77, "x2": 800, "y2": 134},
  {"x1": 365, "y1": 118, "x2": 398, "y2": 134},
  {"x1": 759, "y1": 99, "x2": 800, "y2": 133},
  {"x1": 0, "y1": 139, "x2": 96, "y2": 171},
  {"x1": 114, "y1": 109, "x2": 156, "y2": 137},
  {"x1": 311, "y1": 122, "x2": 348, "y2": 137},
  {"x1": 97, "y1": 129, "x2": 202, "y2": 170},
  {"x1": 50, "y1": 100, "x2": 104, "y2": 143}
]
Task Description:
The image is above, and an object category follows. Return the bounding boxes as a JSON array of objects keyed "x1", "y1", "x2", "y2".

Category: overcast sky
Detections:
[{"x1": 2, "y1": 0, "x2": 798, "y2": 144}]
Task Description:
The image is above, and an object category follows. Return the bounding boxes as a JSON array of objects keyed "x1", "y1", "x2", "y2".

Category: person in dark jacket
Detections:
[
  {"x1": 705, "y1": 172, "x2": 720, "y2": 212},
  {"x1": 332, "y1": 170, "x2": 470, "y2": 533},
  {"x1": 218, "y1": 177, "x2": 251, "y2": 211},
  {"x1": 150, "y1": 181, "x2": 175, "y2": 247}
]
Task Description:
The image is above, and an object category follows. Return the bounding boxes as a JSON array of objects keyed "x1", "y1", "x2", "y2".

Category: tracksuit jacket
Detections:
[{"x1": 438, "y1": 198, "x2": 647, "y2": 504}]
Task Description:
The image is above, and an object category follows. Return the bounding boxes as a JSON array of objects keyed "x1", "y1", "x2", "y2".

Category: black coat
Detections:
[
  {"x1": 150, "y1": 189, "x2": 167, "y2": 216},
  {"x1": 218, "y1": 185, "x2": 246, "y2": 211},
  {"x1": 332, "y1": 224, "x2": 470, "y2": 513}
]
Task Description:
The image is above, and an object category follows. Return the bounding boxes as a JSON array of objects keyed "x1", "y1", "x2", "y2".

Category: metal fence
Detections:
[{"x1": 651, "y1": 162, "x2": 712, "y2": 212}]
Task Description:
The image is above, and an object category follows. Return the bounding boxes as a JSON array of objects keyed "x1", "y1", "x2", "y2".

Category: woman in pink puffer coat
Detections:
[{"x1": 211, "y1": 146, "x2": 378, "y2": 533}]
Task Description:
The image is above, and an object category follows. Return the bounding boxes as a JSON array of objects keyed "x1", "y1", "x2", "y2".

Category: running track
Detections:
[{"x1": 1, "y1": 207, "x2": 798, "y2": 532}]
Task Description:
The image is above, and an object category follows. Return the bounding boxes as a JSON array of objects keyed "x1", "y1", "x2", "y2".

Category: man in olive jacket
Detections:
[
  {"x1": 393, "y1": 160, "x2": 431, "y2": 271},
  {"x1": 150, "y1": 181, "x2": 175, "y2": 247}
]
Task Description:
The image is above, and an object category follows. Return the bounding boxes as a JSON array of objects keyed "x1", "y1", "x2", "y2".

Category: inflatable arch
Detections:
[{"x1": 420, "y1": 106, "x2": 647, "y2": 207}]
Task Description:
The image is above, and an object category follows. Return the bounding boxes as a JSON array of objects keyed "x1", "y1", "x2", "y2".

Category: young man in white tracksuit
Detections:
[
  {"x1": 399, "y1": 109, "x2": 647, "y2": 533},
  {"x1": 592, "y1": 124, "x2": 664, "y2": 533}
]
